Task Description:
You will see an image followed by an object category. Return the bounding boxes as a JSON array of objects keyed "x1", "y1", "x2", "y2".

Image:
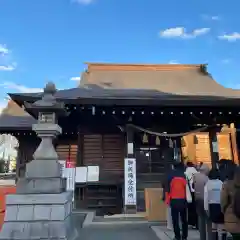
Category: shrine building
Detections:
[{"x1": 0, "y1": 63, "x2": 239, "y2": 216}]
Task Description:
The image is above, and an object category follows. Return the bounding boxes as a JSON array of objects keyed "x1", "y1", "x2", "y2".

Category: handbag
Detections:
[{"x1": 186, "y1": 179, "x2": 193, "y2": 203}]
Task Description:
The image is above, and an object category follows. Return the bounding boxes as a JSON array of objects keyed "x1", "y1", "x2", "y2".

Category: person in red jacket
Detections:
[{"x1": 166, "y1": 162, "x2": 189, "y2": 240}]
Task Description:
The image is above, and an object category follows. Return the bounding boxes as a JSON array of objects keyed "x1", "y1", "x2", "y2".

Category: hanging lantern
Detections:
[
  {"x1": 142, "y1": 133, "x2": 148, "y2": 143},
  {"x1": 181, "y1": 137, "x2": 186, "y2": 147},
  {"x1": 155, "y1": 136, "x2": 161, "y2": 145},
  {"x1": 194, "y1": 135, "x2": 198, "y2": 144},
  {"x1": 169, "y1": 138, "x2": 173, "y2": 148}
]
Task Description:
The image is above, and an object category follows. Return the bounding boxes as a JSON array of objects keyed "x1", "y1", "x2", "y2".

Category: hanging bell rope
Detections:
[
  {"x1": 169, "y1": 138, "x2": 173, "y2": 148},
  {"x1": 181, "y1": 137, "x2": 186, "y2": 147},
  {"x1": 142, "y1": 133, "x2": 148, "y2": 143},
  {"x1": 155, "y1": 136, "x2": 161, "y2": 145},
  {"x1": 194, "y1": 135, "x2": 198, "y2": 144},
  {"x1": 127, "y1": 123, "x2": 211, "y2": 137}
]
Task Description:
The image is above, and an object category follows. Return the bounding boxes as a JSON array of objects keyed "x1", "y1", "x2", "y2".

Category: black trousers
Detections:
[
  {"x1": 187, "y1": 193, "x2": 198, "y2": 227},
  {"x1": 196, "y1": 199, "x2": 207, "y2": 240},
  {"x1": 171, "y1": 202, "x2": 188, "y2": 240},
  {"x1": 231, "y1": 233, "x2": 240, "y2": 240}
]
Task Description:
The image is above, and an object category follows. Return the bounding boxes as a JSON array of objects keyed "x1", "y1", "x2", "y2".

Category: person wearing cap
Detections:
[{"x1": 193, "y1": 163, "x2": 209, "y2": 240}]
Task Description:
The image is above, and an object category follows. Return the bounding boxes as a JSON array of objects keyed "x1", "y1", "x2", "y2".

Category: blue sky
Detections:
[{"x1": 0, "y1": 0, "x2": 240, "y2": 110}]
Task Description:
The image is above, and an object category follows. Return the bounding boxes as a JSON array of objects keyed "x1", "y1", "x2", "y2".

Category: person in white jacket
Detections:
[
  {"x1": 185, "y1": 162, "x2": 198, "y2": 228},
  {"x1": 204, "y1": 169, "x2": 226, "y2": 240}
]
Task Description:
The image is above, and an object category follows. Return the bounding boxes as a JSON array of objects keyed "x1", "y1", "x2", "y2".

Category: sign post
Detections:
[
  {"x1": 124, "y1": 158, "x2": 137, "y2": 206},
  {"x1": 65, "y1": 158, "x2": 76, "y2": 205}
]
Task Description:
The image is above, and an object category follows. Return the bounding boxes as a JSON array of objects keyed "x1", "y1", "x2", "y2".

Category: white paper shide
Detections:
[{"x1": 124, "y1": 158, "x2": 137, "y2": 205}]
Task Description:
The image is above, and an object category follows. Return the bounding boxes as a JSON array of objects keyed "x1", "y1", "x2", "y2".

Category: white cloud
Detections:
[
  {"x1": 201, "y1": 15, "x2": 220, "y2": 21},
  {"x1": 159, "y1": 27, "x2": 210, "y2": 39},
  {"x1": 0, "y1": 44, "x2": 16, "y2": 71},
  {"x1": 0, "y1": 65, "x2": 16, "y2": 71},
  {"x1": 0, "y1": 44, "x2": 9, "y2": 56},
  {"x1": 70, "y1": 76, "x2": 81, "y2": 81},
  {"x1": 168, "y1": 60, "x2": 179, "y2": 64},
  {"x1": 221, "y1": 59, "x2": 231, "y2": 64},
  {"x1": 218, "y1": 32, "x2": 240, "y2": 41},
  {"x1": 0, "y1": 101, "x2": 7, "y2": 114},
  {"x1": 211, "y1": 16, "x2": 220, "y2": 21},
  {"x1": 72, "y1": 0, "x2": 94, "y2": 4},
  {"x1": 0, "y1": 82, "x2": 42, "y2": 93}
]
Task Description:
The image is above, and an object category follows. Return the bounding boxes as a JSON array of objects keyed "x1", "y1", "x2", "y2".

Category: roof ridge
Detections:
[{"x1": 85, "y1": 62, "x2": 206, "y2": 71}]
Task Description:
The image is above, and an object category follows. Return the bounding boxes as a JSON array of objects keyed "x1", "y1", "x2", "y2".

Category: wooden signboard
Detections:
[{"x1": 144, "y1": 188, "x2": 167, "y2": 222}]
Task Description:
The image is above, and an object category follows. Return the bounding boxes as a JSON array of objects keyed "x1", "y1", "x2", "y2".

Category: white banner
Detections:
[
  {"x1": 58, "y1": 160, "x2": 66, "y2": 178},
  {"x1": 65, "y1": 167, "x2": 76, "y2": 203},
  {"x1": 65, "y1": 168, "x2": 76, "y2": 191},
  {"x1": 124, "y1": 158, "x2": 137, "y2": 205},
  {"x1": 75, "y1": 167, "x2": 87, "y2": 183},
  {"x1": 87, "y1": 166, "x2": 99, "y2": 182},
  {"x1": 59, "y1": 160, "x2": 75, "y2": 202}
]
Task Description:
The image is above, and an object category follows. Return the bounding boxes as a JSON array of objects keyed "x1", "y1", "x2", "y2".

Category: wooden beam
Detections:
[{"x1": 229, "y1": 123, "x2": 239, "y2": 165}]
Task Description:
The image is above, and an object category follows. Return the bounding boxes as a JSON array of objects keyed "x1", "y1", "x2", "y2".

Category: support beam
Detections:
[{"x1": 229, "y1": 123, "x2": 239, "y2": 165}]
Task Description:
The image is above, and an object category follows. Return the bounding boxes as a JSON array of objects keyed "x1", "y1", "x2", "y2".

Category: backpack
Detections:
[
  {"x1": 170, "y1": 177, "x2": 188, "y2": 200},
  {"x1": 233, "y1": 186, "x2": 240, "y2": 219}
]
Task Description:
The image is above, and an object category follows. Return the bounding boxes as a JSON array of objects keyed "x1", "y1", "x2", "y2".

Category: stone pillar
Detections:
[
  {"x1": 124, "y1": 127, "x2": 137, "y2": 214},
  {"x1": 0, "y1": 82, "x2": 77, "y2": 240}
]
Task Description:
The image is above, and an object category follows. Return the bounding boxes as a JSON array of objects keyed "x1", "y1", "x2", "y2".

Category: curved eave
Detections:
[
  {"x1": 8, "y1": 91, "x2": 240, "y2": 107},
  {"x1": 0, "y1": 115, "x2": 36, "y2": 131}
]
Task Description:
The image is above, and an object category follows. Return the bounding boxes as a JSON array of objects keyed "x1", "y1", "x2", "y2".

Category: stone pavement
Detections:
[
  {"x1": 78, "y1": 225, "x2": 160, "y2": 240},
  {"x1": 73, "y1": 213, "x2": 158, "y2": 239},
  {"x1": 72, "y1": 213, "x2": 200, "y2": 240},
  {"x1": 152, "y1": 226, "x2": 200, "y2": 240}
]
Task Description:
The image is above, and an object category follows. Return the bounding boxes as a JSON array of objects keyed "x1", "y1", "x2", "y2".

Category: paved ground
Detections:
[
  {"x1": 152, "y1": 226, "x2": 200, "y2": 240},
  {"x1": 78, "y1": 225, "x2": 160, "y2": 240},
  {"x1": 72, "y1": 213, "x2": 200, "y2": 240},
  {"x1": 72, "y1": 213, "x2": 160, "y2": 240}
]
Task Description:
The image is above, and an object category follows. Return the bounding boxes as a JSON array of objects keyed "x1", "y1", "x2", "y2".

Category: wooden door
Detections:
[
  {"x1": 82, "y1": 134, "x2": 124, "y2": 215},
  {"x1": 193, "y1": 132, "x2": 232, "y2": 166},
  {"x1": 217, "y1": 132, "x2": 232, "y2": 160},
  {"x1": 195, "y1": 133, "x2": 211, "y2": 166},
  {"x1": 56, "y1": 143, "x2": 78, "y2": 165},
  {"x1": 83, "y1": 134, "x2": 124, "y2": 180}
]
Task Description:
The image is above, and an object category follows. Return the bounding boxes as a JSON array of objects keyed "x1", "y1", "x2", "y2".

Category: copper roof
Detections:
[
  {"x1": 80, "y1": 63, "x2": 240, "y2": 97},
  {"x1": 1, "y1": 62, "x2": 240, "y2": 131},
  {"x1": 0, "y1": 100, "x2": 35, "y2": 130},
  {"x1": 1, "y1": 100, "x2": 29, "y2": 116}
]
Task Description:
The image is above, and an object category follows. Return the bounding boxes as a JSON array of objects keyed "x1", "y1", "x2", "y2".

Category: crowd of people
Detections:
[{"x1": 163, "y1": 159, "x2": 240, "y2": 240}]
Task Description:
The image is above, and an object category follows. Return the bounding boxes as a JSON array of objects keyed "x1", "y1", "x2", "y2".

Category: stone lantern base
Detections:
[
  {"x1": 0, "y1": 82, "x2": 78, "y2": 240},
  {"x1": 0, "y1": 191, "x2": 76, "y2": 240}
]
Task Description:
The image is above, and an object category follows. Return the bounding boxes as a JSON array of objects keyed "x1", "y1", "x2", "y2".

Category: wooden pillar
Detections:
[
  {"x1": 15, "y1": 136, "x2": 21, "y2": 183},
  {"x1": 209, "y1": 129, "x2": 219, "y2": 169},
  {"x1": 229, "y1": 123, "x2": 239, "y2": 165},
  {"x1": 76, "y1": 132, "x2": 83, "y2": 167},
  {"x1": 16, "y1": 134, "x2": 40, "y2": 180},
  {"x1": 124, "y1": 127, "x2": 137, "y2": 213}
]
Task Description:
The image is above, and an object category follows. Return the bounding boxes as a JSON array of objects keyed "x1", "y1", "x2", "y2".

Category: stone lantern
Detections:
[
  {"x1": 18, "y1": 82, "x2": 67, "y2": 194},
  {"x1": 0, "y1": 82, "x2": 76, "y2": 240}
]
